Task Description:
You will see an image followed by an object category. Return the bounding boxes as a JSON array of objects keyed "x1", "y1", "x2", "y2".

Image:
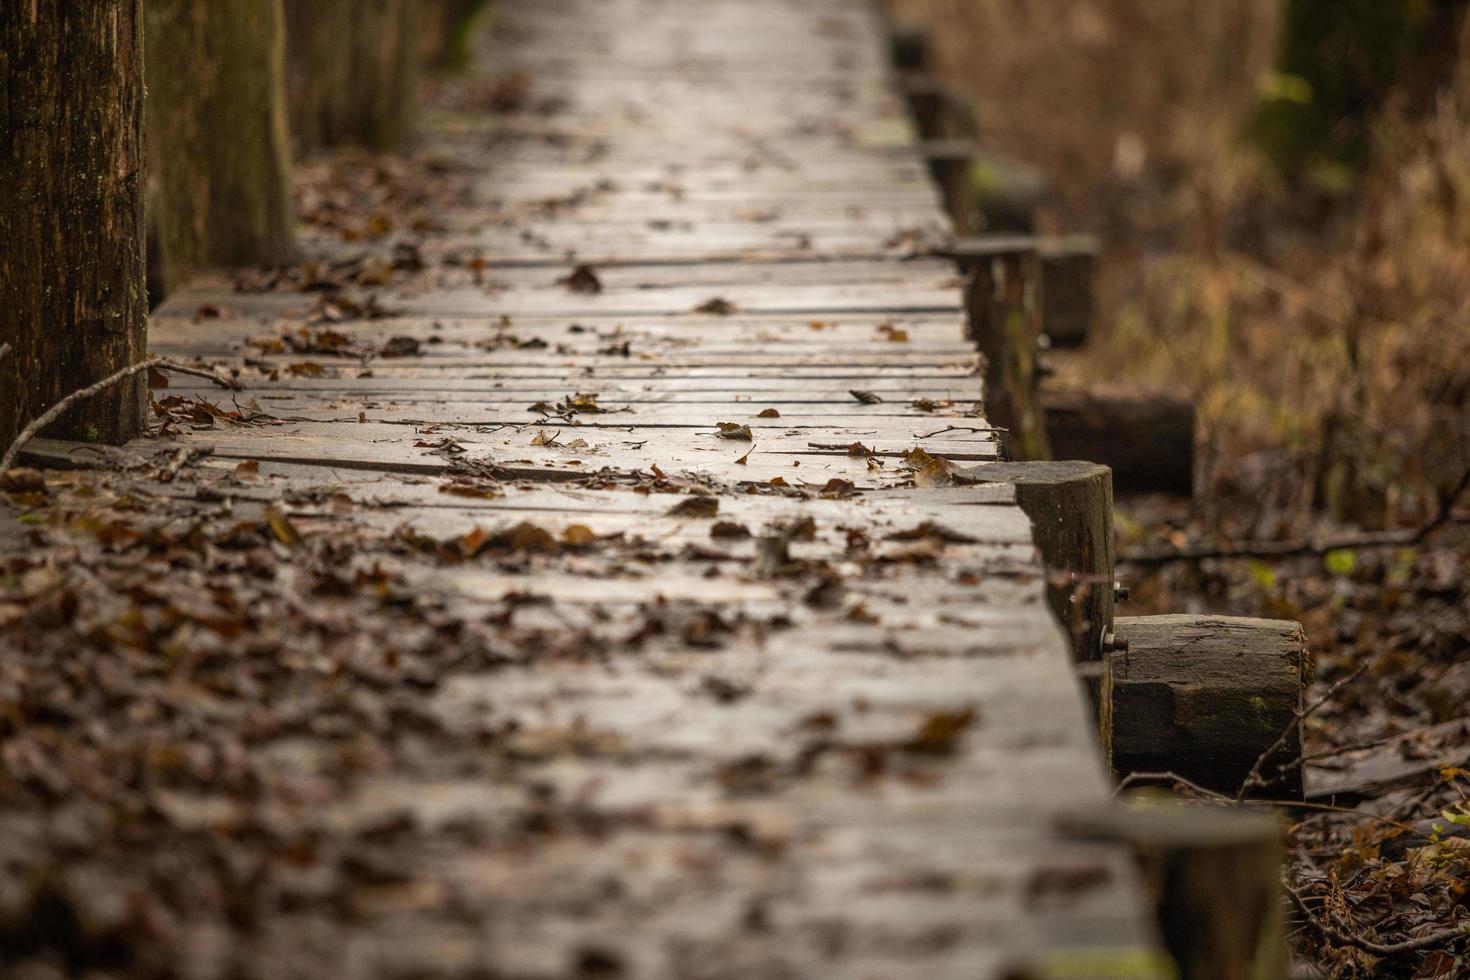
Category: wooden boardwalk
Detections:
[{"x1": 26, "y1": 0, "x2": 1167, "y2": 975}]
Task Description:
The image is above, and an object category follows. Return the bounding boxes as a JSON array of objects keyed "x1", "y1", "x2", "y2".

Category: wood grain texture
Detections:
[
  {"x1": 28, "y1": 0, "x2": 1170, "y2": 973},
  {"x1": 0, "y1": 0, "x2": 148, "y2": 448}
]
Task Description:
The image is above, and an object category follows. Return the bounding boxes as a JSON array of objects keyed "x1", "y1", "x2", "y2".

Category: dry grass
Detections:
[
  {"x1": 891, "y1": 0, "x2": 1470, "y2": 532},
  {"x1": 892, "y1": 4, "x2": 1470, "y2": 974}
]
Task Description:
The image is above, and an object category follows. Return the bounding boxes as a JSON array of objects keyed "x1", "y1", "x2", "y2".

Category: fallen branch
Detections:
[
  {"x1": 1114, "y1": 769, "x2": 1233, "y2": 802},
  {"x1": 156, "y1": 358, "x2": 243, "y2": 392},
  {"x1": 1286, "y1": 880, "x2": 1470, "y2": 957},
  {"x1": 1122, "y1": 467, "x2": 1470, "y2": 566},
  {"x1": 1237, "y1": 663, "x2": 1369, "y2": 800},
  {"x1": 0, "y1": 358, "x2": 240, "y2": 472},
  {"x1": 1, "y1": 358, "x2": 160, "y2": 471}
]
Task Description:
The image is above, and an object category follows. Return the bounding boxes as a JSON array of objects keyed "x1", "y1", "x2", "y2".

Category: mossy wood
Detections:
[
  {"x1": 1111, "y1": 615, "x2": 1307, "y2": 799},
  {"x1": 0, "y1": 1, "x2": 148, "y2": 449},
  {"x1": 146, "y1": 0, "x2": 294, "y2": 297},
  {"x1": 420, "y1": 0, "x2": 488, "y2": 72}
]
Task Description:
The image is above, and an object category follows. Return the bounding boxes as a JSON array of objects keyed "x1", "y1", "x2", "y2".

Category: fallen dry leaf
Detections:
[
  {"x1": 559, "y1": 264, "x2": 603, "y2": 294},
  {"x1": 668, "y1": 496, "x2": 719, "y2": 518}
]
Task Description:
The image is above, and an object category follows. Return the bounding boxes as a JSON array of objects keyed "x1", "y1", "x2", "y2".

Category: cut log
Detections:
[
  {"x1": 1060, "y1": 801, "x2": 1288, "y2": 980},
  {"x1": 1111, "y1": 615, "x2": 1307, "y2": 799},
  {"x1": 947, "y1": 235, "x2": 1098, "y2": 347},
  {"x1": 1043, "y1": 384, "x2": 1196, "y2": 495},
  {"x1": 962, "y1": 249, "x2": 1050, "y2": 461},
  {"x1": 957, "y1": 461, "x2": 1114, "y2": 745}
]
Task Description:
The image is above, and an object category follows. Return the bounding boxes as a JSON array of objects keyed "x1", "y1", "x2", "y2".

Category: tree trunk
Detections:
[
  {"x1": 962, "y1": 249, "x2": 1051, "y2": 461},
  {"x1": 145, "y1": 0, "x2": 294, "y2": 298},
  {"x1": 0, "y1": 2, "x2": 148, "y2": 450},
  {"x1": 284, "y1": 0, "x2": 422, "y2": 152}
]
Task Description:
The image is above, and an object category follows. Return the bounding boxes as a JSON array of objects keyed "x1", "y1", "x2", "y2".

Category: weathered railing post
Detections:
[
  {"x1": 958, "y1": 244, "x2": 1051, "y2": 461},
  {"x1": 958, "y1": 461, "x2": 1116, "y2": 747},
  {"x1": 917, "y1": 140, "x2": 978, "y2": 236},
  {"x1": 945, "y1": 234, "x2": 1098, "y2": 348}
]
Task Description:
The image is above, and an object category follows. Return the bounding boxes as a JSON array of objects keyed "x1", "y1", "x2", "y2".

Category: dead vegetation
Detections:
[{"x1": 894, "y1": 0, "x2": 1470, "y2": 974}]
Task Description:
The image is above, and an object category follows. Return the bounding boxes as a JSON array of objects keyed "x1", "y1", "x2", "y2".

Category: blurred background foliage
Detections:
[
  {"x1": 886, "y1": 4, "x2": 1470, "y2": 973},
  {"x1": 891, "y1": 0, "x2": 1470, "y2": 537}
]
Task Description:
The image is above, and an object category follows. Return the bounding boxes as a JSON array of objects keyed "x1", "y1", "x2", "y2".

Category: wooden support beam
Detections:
[
  {"x1": 898, "y1": 75, "x2": 977, "y2": 140},
  {"x1": 961, "y1": 247, "x2": 1050, "y2": 460},
  {"x1": 1043, "y1": 384, "x2": 1196, "y2": 495},
  {"x1": 946, "y1": 234, "x2": 1097, "y2": 347},
  {"x1": 1060, "y1": 802, "x2": 1289, "y2": 980},
  {"x1": 957, "y1": 461, "x2": 1115, "y2": 745},
  {"x1": 1111, "y1": 615, "x2": 1308, "y2": 800}
]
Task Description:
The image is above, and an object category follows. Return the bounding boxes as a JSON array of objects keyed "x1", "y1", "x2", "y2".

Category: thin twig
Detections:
[
  {"x1": 1117, "y1": 769, "x2": 1420, "y2": 834},
  {"x1": 1123, "y1": 466, "x2": 1470, "y2": 566},
  {"x1": 1, "y1": 358, "x2": 161, "y2": 471},
  {"x1": 1238, "y1": 662, "x2": 1371, "y2": 799},
  {"x1": 1286, "y1": 879, "x2": 1470, "y2": 957},
  {"x1": 1, "y1": 358, "x2": 243, "y2": 472},
  {"x1": 1113, "y1": 770, "x2": 1234, "y2": 801},
  {"x1": 155, "y1": 358, "x2": 244, "y2": 392}
]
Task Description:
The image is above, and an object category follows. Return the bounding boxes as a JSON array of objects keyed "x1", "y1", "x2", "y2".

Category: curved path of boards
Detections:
[{"x1": 52, "y1": 0, "x2": 1167, "y2": 975}]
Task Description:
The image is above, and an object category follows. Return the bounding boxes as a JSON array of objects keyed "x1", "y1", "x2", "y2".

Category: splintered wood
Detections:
[{"x1": 25, "y1": 0, "x2": 1166, "y2": 974}]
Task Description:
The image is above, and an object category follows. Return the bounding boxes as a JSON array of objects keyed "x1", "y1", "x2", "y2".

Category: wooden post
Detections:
[
  {"x1": 946, "y1": 234, "x2": 1098, "y2": 348},
  {"x1": 420, "y1": 0, "x2": 487, "y2": 72},
  {"x1": 1111, "y1": 615, "x2": 1307, "y2": 799},
  {"x1": 1060, "y1": 802, "x2": 1289, "y2": 980},
  {"x1": 1036, "y1": 236, "x2": 1096, "y2": 348},
  {"x1": 0, "y1": 1, "x2": 148, "y2": 449},
  {"x1": 888, "y1": 26, "x2": 930, "y2": 73},
  {"x1": 899, "y1": 75, "x2": 977, "y2": 140},
  {"x1": 145, "y1": 0, "x2": 295, "y2": 297},
  {"x1": 284, "y1": 0, "x2": 422, "y2": 151},
  {"x1": 960, "y1": 245, "x2": 1051, "y2": 461},
  {"x1": 917, "y1": 140, "x2": 977, "y2": 235},
  {"x1": 957, "y1": 461, "x2": 1115, "y2": 746},
  {"x1": 1043, "y1": 384, "x2": 1196, "y2": 495}
]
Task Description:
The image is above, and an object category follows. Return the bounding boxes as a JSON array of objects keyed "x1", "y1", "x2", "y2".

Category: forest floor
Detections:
[{"x1": 892, "y1": 0, "x2": 1470, "y2": 976}]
